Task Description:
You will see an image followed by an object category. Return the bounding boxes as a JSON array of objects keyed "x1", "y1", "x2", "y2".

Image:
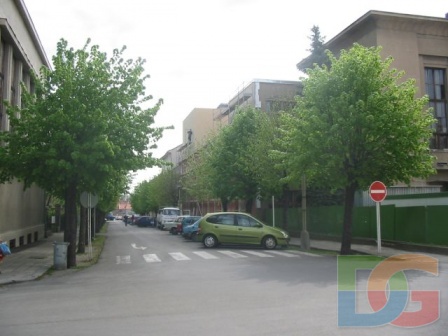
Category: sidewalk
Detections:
[
  {"x1": 1, "y1": 232, "x2": 448, "y2": 286},
  {"x1": 0, "y1": 231, "x2": 65, "y2": 285}
]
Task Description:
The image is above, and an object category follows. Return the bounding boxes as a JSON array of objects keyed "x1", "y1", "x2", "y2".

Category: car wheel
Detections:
[
  {"x1": 262, "y1": 236, "x2": 277, "y2": 250},
  {"x1": 203, "y1": 234, "x2": 218, "y2": 248},
  {"x1": 191, "y1": 232, "x2": 197, "y2": 242},
  {"x1": 170, "y1": 227, "x2": 177, "y2": 235}
]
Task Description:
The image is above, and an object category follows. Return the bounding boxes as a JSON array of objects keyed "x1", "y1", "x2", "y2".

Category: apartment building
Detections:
[
  {"x1": 0, "y1": 0, "x2": 50, "y2": 247},
  {"x1": 168, "y1": 79, "x2": 301, "y2": 213}
]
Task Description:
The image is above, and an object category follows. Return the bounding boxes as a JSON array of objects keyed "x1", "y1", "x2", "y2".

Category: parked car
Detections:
[
  {"x1": 165, "y1": 215, "x2": 190, "y2": 234},
  {"x1": 196, "y1": 212, "x2": 289, "y2": 249},
  {"x1": 182, "y1": 218, "x2": 202, "y2": 241},
  {"x1": 105, "y1": 213, "x2": 115, "y2": 221},
  {"x1": 177, "y1": 216, "x2": 202, "y2": 234},
  {"x1": 135, "y1": 216, "x2": 155, "y2": 228}
]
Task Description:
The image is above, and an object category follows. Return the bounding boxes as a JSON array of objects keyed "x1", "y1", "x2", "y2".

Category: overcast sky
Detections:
[{"x1": 24, "y1": 0, "x2": 448, "y2": 188}]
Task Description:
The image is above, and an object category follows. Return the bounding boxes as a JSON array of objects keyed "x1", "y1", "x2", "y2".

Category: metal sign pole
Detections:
[
  {"x1": 87, "y1": 193, "x2": 93, "y2": 260},
  {"x1": 376, "y1": 201, "x2": 381, "y2": 255}
]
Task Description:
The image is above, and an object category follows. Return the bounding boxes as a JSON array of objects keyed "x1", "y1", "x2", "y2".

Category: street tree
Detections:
[
  {"x1": 0, "y1": 39, "x2": 168, "y2": 267},
  {"x1": 150, "y1": 169, "x2": 180, "y2": 208},
  {"x1": 247, "y1": 109, "x2": 295, "y2": 225},
  {"x1": 280, "y1": 44, "x2": 435, "y2": 254},
  {"x1": 181, "y1": 136, "x2": 216, "y2": 205},
  {"x1": 209, "y1": 107, "x2": 260, "y2": 212},
  {"x1": 131, "y1": 179, "x2": 159, "y2": 215},
  {"x1": 297, "y1": 25, "x2": 329, "y2": 74}
]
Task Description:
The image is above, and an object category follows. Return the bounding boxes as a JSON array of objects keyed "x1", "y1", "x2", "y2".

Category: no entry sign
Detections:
[{"x1": 369, "y1": 181, "x2": 387, "y2": 203}]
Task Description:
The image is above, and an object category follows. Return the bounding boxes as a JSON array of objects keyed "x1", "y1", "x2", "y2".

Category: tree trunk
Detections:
[
  {"x1": 221, "y1": 198, "x2": 228, "y2": 212},
  {"x1": 281, "y1": 184, "x2": 289, "y2": 229},
  {"x1": 245, "y1": 198, "x2": 253, "y2": 214},
  {"x1": 77, "y1": 206, "x2": 86, "y2": 253},
  {"x1": 340, "y1": 182, "x2": 357, "y2": 255},
  {"x1": 96, "y1": 209, "x2": 105, "y2": 233},
  {"x1": 64, "y1": 181, "x2": 78, "y2": 268}
]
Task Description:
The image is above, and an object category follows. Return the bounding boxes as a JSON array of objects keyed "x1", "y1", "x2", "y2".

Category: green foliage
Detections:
[
  {"x1": 248, "y1": 110, "x2": 289, "y2": 198},
  {"x1": 281, "y1": 43, "x2": 435, "y2": 253},
  {"x1": 181, "y1": 134, "x2": 217, "y2": 202},
  {"x1": 207, "y1": 107, "x2": 263, "y2": 209},
  {"x1": 131, "y1": 169, "x2": 180, "y2": 213},
  {"x1": 282, "y1": 44, "x2": 436, "y2": 191},
  {"x1": 131, "y1": 179, "x2": 159, "y2": 215},
  {"x1": 297, "y1": 25, "x2": 329, "y2": 74},
  {"x1": 0, "y1": 38, "x2": 169, "y2": 266},
  {"x1": 0, "y1": 39, "x2": 167, "y2": 195}
]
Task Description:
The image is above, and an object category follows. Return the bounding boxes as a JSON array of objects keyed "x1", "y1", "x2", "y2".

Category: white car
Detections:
[{"x1": 162, "y1": 216, "x2": 190, "y2": 234}]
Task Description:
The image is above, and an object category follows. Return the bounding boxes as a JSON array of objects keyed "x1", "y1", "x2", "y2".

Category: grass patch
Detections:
[{"x1": 75, "y1": 223, "x2": 108, "y2": 269}]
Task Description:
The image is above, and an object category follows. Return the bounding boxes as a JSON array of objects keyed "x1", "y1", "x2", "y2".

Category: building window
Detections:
[{"x1": 425, "y1": 68, "x2": 447, "y2": 149}]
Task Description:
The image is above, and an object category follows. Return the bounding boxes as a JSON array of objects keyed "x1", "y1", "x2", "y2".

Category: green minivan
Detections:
[{"x1": 197, "y1": 212, "x2": 289, "y2": 249}]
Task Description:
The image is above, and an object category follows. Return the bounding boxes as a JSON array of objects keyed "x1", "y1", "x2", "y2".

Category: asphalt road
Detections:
[{"x1": 0, "y1": 221, "x2": 447, "y2": 336}]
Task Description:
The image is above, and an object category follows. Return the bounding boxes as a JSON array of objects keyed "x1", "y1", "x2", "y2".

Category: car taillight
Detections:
[{"x1": 197, "y1": 227, "x2": 201, "y2": 234}]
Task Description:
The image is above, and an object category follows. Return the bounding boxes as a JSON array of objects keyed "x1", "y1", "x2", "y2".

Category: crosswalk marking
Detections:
[
  {"x1": 143, "y1": 254, "x2": 161, "y2": 263},
  {"x1": 265, "y1": 250, "x2": 300, "y2": 257},
  {"x1": 118, "y1": 249, "x2": 319, "y2": 264},
  {"x1": 116, "y1": 255, "x2": 131, "y2": 264},
  {"x1": 240, "y1": 250, "x2": 274, "y2": 257},
  {"x1": 217, "y1": 250, "x2": 248, "y2": 258},
  {"x1": 193, "y1": 251, "x2": 219, "y2": 259},
  {"x1": 169, "y1": 252, "x2": 191, "y2": 261},
  {"x1": 295, "y1": 251, "x2": 321, "y2": 257}
]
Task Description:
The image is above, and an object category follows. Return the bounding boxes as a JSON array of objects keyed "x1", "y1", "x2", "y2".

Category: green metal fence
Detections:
[{"x1": 265, "y1": 201, "x2": 448, "y2": 247}]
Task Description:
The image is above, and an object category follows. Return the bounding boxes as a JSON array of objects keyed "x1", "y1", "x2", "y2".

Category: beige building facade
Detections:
[
  {"x1": 0, "y1": 0, "x2": 50, "y2": 247},
  {"x1": 298, "y1": 10, "x2": 448, "y2": 189}
]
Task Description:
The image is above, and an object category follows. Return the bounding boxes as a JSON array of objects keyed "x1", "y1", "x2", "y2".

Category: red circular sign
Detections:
[{"x1": 369, "y1": 181, "x2": 387, "y2": 202}]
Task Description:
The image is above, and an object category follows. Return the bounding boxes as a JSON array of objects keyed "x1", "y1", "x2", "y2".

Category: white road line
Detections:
[
  {"x1": 240, "y1": 250, "x2": 274, "y2": 257},
  {"x1": 169, "y1": 252, "x2": 191, "y2": 261},
  {"x1": 295, "y1": 251, "x2": 321, "y2": 257},
  {"x1": 265, "y1": 251, "x2": 300, "y2": 257},
  {"x1": 193, "y1": 251, "x2": 219, "y2": 259},
  {"x1": 217, "y1": 250, "x2": 248, "y2": 258},
  {"x1": 116, "y1": 255, "x2": 131, "y2": 264},
  {"x1": 143, "y1": 254, "x2": 161, "y2": 263}
]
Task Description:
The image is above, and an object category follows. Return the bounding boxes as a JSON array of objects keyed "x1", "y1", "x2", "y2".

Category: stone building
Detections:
[{"x1": 0, "y1": 0, "x2": 50, "y2": 247}]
